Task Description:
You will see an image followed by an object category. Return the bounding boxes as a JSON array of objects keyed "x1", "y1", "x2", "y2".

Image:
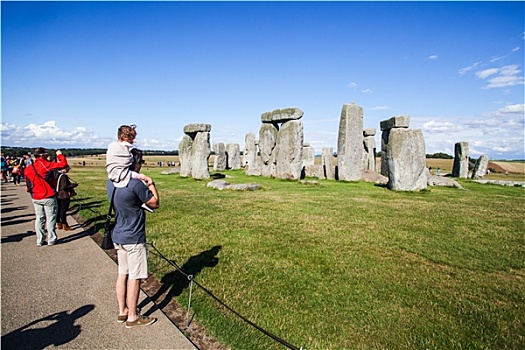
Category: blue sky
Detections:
[{"x1": 2, "y1": 1, "x2": 524, "y2": 159}]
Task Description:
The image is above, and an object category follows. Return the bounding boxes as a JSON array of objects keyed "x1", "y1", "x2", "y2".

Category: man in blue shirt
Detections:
[{"x1": 106, "y1": 151, "x2": 159, "y2": 328}]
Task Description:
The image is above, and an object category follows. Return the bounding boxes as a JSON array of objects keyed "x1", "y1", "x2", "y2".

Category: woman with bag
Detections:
[{"x1": 55, "y1": 166, "x2": 77, "y2": 231}]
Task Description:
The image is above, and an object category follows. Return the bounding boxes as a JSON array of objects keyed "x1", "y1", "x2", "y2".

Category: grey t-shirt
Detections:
[{"x1": 106, "y1": 179, "x2": 153, "y2": 244}]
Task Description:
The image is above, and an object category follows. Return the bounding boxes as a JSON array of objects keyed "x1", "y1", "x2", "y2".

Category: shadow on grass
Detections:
[
  {"x1": 68, "y1": 198, "x2": 106, "y2": 217},
  {"x1": 144, "y1": 245, "x2": 222, "y2": 311}
]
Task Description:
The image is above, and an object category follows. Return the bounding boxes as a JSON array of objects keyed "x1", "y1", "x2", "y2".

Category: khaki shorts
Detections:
[{"x1": 115, "y1": 243, "x2": 148, "y2": 280}]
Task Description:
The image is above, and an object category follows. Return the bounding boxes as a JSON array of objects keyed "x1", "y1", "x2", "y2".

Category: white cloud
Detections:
[
  {"x1": 1, "y1": 120, "x2": 110, "y2": 148},
  {"x1": 421, "y1": 120, "x2": 460, "y2": 133},
  {"x1": 361, "y1": 88, "x2": 373, "y2": 93},
  {"x1": 348, "y1": 82, "x2": 358, "y2": 89},
  {"x1": 494, "y1": 103, "x2": 525, "y2": 116},
  {"x1": 370, "y1": 106, "x2": 389, "y2": 111},
  {"x1": 476, "y1": 65, "x2": 525, "y2": 89},
  {"x1": 511, "y1": 46, "x2": 520, "y2": 52},
  {"x1": 476, "y1": 68, "x2": 499, "y2": 79},
  {"x1": 427, "y1": 54, "x2": 438, "y2": 60},
  {"x1": 490, "y1": 56, "x2": 505, "y2": 63},
  {"x1": 458, "y1": 61, "x2": 482, "y2": 75},
  {"x1": 413, "y1": 103, "x2": 524, "y2": 159}
]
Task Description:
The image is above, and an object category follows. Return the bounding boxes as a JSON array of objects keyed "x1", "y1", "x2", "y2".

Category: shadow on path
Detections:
[
  {"x1": 1, "y1": 230, "x2": 34, "y2": 244},
  {"x1": 1, "y1": 305, "x2": 95, "y2": 350}
]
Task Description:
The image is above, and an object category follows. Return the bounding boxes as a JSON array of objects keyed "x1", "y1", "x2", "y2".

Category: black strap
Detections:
[
  {"x1": 31, "y1": 162, "x2": 49, "y2": 182},
  {"x1": 105, "y1": 188, "x2": 117, "y2": 231}
]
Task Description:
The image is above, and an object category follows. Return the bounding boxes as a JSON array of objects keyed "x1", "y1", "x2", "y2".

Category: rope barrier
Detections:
[
  {"x1": 147, "y1": 242, "x2": 304, "y2": 350},
  {"x1": 73, "y1": 196, "x2": 306, "y2": 349}
]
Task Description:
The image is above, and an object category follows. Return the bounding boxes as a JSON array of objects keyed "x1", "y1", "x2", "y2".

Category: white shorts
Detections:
[{"x1": 115, "y1": 243, "x2": 148, "y2": 280}]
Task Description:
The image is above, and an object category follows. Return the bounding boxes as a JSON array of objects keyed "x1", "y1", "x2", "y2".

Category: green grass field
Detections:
[{"x1": 70, "y1": 164, "x2": 524, "y2": 350}]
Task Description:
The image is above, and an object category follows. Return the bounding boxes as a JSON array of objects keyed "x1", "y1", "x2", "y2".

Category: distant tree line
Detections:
[
  {"x1": 426, "y1": 152, "x2": 453, "y2": 159},
  {"x1": 1, "y1": 146, "x2": 179, "y2": 157},
  {"x1": 3, "y1": 146, "x2": 458, "y2": 160}
]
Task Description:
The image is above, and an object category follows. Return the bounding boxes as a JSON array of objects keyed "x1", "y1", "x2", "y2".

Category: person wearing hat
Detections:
[{"x1": 24, "y1": 147, "x2": 69, "y2": 246}]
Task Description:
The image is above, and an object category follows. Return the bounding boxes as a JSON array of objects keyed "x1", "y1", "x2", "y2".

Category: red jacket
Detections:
[{"x1": 25, "y1": 155, "x2": 69, "y2": 200}]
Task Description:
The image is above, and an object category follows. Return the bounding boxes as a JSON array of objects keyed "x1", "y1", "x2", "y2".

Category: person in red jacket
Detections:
[{"x1": 25, "y1": 147, "x2": 69, "y2": 246}]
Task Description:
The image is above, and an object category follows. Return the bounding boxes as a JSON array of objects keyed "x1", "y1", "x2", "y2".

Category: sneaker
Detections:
[
  {"x1": 117, "y1": 308, "x2": 140, "y2": 323},
  {"x1": 125, "y1": 315, "x2": 157, "y2": 328}
]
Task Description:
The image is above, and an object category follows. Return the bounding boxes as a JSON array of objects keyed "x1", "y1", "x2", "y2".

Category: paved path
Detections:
[{"x1": 1, "y1": 181, "x2": 198, "y2": 349}]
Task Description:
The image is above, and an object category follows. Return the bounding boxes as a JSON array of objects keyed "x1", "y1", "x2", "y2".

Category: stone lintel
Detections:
[
  {"x1": 261, "y1": 108, "x2": 303, "y2": 123},
  {"x1": 183, "y1": 123, "x2": 212, "y2": 134},
  {"x1": 380, "y1": 116, "x2": 410, "y2": 131},
  {"x1": 363, "y1": 128, "x2": 376, "y2": 137}
]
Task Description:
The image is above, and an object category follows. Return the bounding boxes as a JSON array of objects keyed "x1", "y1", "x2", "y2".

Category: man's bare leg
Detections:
[
  {"x1": 126, "y1": 278, "x2": 141, "y2": 322},
  {"x1": 116, "y1": 274, "x2": 128, "y2": 316}
]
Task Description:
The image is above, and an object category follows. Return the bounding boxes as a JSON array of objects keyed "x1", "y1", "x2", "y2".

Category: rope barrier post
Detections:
[{"x1": 185, "y1": 274, "x2": 194, "y2": 328}]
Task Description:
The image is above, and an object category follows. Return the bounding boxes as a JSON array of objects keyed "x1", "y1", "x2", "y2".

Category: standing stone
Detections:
[
  {"x1": 471, "y1": 154, "x2": 489, "y2": 179},
  {"x1": 452, "y1": 142, "x2": 469, "y2": 178},
  {"x1": 179, "y1": 135, "x2": 193, "y2": 177},
  {"x1": 386, "y1": 128, "x2": 427, "y2": 191},
  {"x1": 190, "y1": 131, "x2": 211, "y2": 180},
  {"x1": 181, "y1": 123, "x2": 212, "y2": 179},
  {"x1": 322, "y1": 147, "x2": 335, "y2": 180},
  {"x1": 380, "y1": 116, "x2": 410, "y2": 176},
  {"x1": 302, "y1": 144, "x2": 315, "y2": 167},
  {"x1": 304, "y1": 165, "x2": 325, "y2": 179},
  {"x1": 213, "y1": 142, "x2": 227, "y2": 171},
  {"x1": 273, "y1": 120, "x2": 304, "y2": 180},
  {"x1": 302, "y1": 144, "x2": 319, "y2": 178},
  {"x1": 243, "y1": 133, "x2": 260, "y2": 176},
  {"x1": 363, "y1": 128, "x2": 377, "y2": 171},
  {"x1": 259, "y1": 123, "x2": 278, "y2": 177},
  {"x1": 226, "y1": 143, "x2": 241, "y2": 170},
  {"x1": 337, "y1": 102, "x2": 364, "y2": 181}
]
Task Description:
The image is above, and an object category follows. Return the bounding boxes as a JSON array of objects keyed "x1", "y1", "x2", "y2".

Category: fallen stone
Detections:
[
  {"x1": 207, "y1": 179, "x2": 260, "y2": 191},
  {"x1": 427, "y1": 170, "x2": 464, "y2": 189},
  {"x1": 161, "y1": 167, "x2": 181, "y2": 175},
  {"x1": 361, "y1": 170, "x2": 388, "y2": 185},
  {"x1": 473, "y1": 180, "x2": 525, "y2": 188}
]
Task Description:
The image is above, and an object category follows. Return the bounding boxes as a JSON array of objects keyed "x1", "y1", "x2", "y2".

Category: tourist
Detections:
[
  {"x1": 55, "y1": 166, "x2": 77, "y2": 231},
  {"x1": 24, "y1": 148, "x2": 69, "y2": 246},
  {"x1": 107, "y1": 139, "x2": 159, "y2": 328},
  {"x1": 106, "y1": 124, "x2": 152, "y2": 188},
  {"x1": 1, "y1": 154, "x2": 8, "y2": 183},
  {"x1": 11, "y1": 159, "x2": 22, "y2": 186}
]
